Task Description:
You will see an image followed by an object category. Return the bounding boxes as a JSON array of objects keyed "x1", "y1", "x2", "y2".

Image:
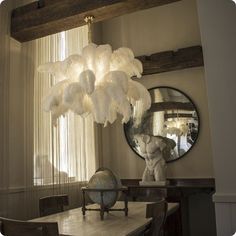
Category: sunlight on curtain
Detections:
[{"x1": 34, "y1": 27, "x2": 96, "y2": 185}]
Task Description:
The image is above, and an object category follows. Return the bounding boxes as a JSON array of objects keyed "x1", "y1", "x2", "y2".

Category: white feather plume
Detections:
[
  {"x1": 38, "y1": 43, "x2": 151, "y2": 125},
  {"x1": 79, "y1": 70, "x2": 95, "y2": 94}
]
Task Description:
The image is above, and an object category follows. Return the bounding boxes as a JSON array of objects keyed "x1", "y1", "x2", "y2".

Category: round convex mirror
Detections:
[{"x1": 124, "y1": 87, "x2": 200, "y2": 162}]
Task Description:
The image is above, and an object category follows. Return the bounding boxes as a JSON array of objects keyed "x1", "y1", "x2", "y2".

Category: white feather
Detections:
[
  {"x1": 63, "y1": 82, "x2": 85, "y2": 115},
  {"x1": 103, "y1": 71, "x2": 129, "y2": 93},
  {"x1": 63, "y1": 54, "x2": 85, "y2": 80},
  {"x1": 43, "y1": 79, "x2": 72, "y2": 112},
  {"x1": 79, "y1": 70, "x2": 95, "y2": 94},
  {"x1": 90, "y1": 86, "x2": 110, "y2": 124},
  {"x1": 127, "y1": 80, "x2": 151, "y2": 126},
  {"x1": 82, "y1": 43, "x2": 97, "y2": 71},
  {"x1": 95, "y1": 44, "x2": 112, "y2": 83}
]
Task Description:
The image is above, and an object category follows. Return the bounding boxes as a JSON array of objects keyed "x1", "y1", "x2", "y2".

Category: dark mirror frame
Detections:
[{"x1": 123, "y1": 86, "x2": 200, "y2": 163}]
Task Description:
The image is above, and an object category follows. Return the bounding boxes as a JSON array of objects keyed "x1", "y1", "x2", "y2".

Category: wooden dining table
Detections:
[{"x1": 30, "y1": 201, "x2": 179, "y2": 236}]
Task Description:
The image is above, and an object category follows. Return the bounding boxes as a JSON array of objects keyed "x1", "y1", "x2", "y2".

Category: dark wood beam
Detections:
[
  {"x1": 164, "y1": 113, "x2": 194, "y2": 119},
  {"x1": 150, "y1": 102, "x2": 195, "y2": 112},
  {"x1": 11, "y1": 0, "x2": 181, "y2": 42},
  {"x1": 138, "y1": 46, "x2": 204, "y2": 75}
]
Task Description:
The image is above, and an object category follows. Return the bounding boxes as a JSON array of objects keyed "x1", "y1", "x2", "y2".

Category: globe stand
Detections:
[{"x1": 81, "y1": 186, "x2": 129, "y2": 220}]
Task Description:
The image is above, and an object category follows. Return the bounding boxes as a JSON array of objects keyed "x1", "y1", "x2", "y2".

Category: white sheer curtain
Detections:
[
  {"x1": 34, "y1": 27, "x2": 96, "y2": 186},
  {"x1": 0, "y1": 0, "x2": 97, "y2": 220}
]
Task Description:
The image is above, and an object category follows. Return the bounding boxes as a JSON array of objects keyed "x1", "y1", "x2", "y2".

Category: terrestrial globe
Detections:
[{"x1": 87, "y1": 168, "x2": 122, "y2": 208}]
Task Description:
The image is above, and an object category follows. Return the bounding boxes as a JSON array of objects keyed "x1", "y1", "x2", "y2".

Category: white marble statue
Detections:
[{"x1": 134, "y1": 134, "x2": 168, "y2": 182}]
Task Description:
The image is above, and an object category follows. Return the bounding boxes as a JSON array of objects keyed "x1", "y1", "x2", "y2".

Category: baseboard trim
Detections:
[{"x1": 213, "y1": 193, "x2": 236, "y2": 203}]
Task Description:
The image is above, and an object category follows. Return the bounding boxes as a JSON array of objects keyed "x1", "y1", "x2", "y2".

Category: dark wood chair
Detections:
[
  {"x1": 39, "y1": 194, "x2": 69, "y2": 217},
  {"x1": 144, "y1": 200, "x2": 168, "y2": 236},
  {"x1": 0, "y1": 217, "x2": 59, "y2": 236}
]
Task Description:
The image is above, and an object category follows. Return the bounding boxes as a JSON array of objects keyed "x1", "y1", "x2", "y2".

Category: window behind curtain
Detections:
[{"x1": 33, "y1": 27, "x2": 96, "y2": 186}]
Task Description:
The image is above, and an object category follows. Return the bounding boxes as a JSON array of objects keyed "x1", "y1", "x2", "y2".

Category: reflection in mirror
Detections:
[{"x1": 124, "y1": 87, "x2": 199, "y2": 162}]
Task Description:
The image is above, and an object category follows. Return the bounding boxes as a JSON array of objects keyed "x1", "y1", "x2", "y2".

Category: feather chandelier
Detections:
[
  {"x1": 163, "y1": 120, "x2": 189, "y2": 136},
  {"x1": 38, "y1": 16, "x2": 151, "y2": 126}
]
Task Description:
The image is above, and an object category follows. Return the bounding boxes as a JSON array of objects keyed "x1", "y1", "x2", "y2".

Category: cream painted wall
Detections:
[
  {"x1": 0, "y1": 0, "x2": 27, "y2": 190},
  {"x1": 101, "y1": 0, "x2": 201, "y2": 55},
  {"x1": 100, "y1": 0, "x2": 214, "y2": 178}
]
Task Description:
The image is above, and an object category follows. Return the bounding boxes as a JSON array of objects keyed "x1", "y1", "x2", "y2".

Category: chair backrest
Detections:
[
  {"x1": 0, "y1": 217, "x2": 59, "y2": 236},
  {"x1": 145, "y1": 200, "x2": 168, "y2": 236},
  {"x1": 39, "y1": 194, "x2": 69, "y2": 217}
]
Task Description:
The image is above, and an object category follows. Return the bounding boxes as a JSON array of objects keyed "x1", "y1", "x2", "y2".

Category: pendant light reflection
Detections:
[
  {"x1": 38, "y1": 17, "x2": 151, "y2": 126},
  {"x1": 163, "y1": 120, "x2": 189, "y2": 136}
]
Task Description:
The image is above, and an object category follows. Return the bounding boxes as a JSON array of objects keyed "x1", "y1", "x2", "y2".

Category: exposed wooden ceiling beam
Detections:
[
  {"x1": 150, "y1": 102, "x2": 195, "y2": 112},
  {"x1": 138, "y1": 45, "x2": 204, "y2": 75},
  {"x1": 11, "y1": 0, "x2": 181, "y2": 42},
  {"x1": 164, "y1": 113, "x2": 194, "y2": 119}
]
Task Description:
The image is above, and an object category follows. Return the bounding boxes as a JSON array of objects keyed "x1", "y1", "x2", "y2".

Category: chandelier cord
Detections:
[{"x1": 84, "y1": 16, "x2": 94, "y2": 44}]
